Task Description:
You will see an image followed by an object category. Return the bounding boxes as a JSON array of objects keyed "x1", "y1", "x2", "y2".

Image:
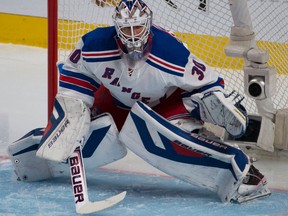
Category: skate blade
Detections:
[{"x1": 232, "y1": 186, "x2": 271, "y2": 203}]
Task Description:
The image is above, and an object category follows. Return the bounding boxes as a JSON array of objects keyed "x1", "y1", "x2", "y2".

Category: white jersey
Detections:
[{"x1": 59, "y1": 25, "x2": 224, "y2": 109}]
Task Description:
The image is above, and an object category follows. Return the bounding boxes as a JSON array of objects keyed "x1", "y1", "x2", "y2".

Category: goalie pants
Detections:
[{"x1": 93, "y1": 85, "x2": 191, "y2": 130}]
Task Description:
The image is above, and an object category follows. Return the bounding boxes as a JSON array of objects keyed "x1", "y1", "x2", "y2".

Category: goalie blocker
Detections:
[{"x1": 36, "y1": 94, "x2": 91, "y2": 162}]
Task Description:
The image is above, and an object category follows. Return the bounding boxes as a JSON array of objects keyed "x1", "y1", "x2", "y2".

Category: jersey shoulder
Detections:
[
  {"x1": 148, "y1": 25, "x2": 190, "y2": 70},
  {"x1": 81, "y1": 26, "x2": 118, "y2": 52},
  {"x1": 81, "y1": 26, "x2": 121, "y2": 62}
]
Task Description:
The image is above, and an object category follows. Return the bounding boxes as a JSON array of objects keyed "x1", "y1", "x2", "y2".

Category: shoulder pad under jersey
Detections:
[
  {"x1": 147, "y1": 25, "x2": 190, "y2": 76},
  {"x1": 81, "y1": 26, "x2": 121, "y2": 62},
  {"x1": 82, "y1": 26, "x2": 119, "y2": 52}
]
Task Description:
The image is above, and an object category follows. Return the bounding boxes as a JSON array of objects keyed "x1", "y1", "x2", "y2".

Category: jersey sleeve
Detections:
[
  {"x1": 180, "y1": 54, "x2": 225, "y2": 94},
  {"x1": 58, "y1": 39, "x2": 101, "y2": 108},
  {"x1": 149, "y1": 26, "x2": 224, "y2": 94},
  {"x1": 157, "y1": 48, "x2": 225, "y2": 94}
]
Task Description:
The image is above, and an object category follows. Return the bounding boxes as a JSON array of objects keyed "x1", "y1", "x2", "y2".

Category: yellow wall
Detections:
[
  {"x1": 1, "y1": 13, "x2": 286, "y2": 73},
  {"x1": 0, "y1": 13, "x2": 47, "y2": 48}
]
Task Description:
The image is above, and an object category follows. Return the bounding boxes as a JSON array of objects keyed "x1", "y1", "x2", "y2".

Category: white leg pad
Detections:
[
  {"x1": 8, "y1": 113, "x2": 127, "y2": 181},
  {"x1": 8, "y1": 129, "x2": 53, "y2": 181},
  {"x1": 81, "y1": 113, "x2": 127, "y2": 170},
  {"x1": 119, "y1": 101, "x2": 250, "y2": 202},
  {"x1": 50, "y1": 113, "x2": 127, "y2": 175}
]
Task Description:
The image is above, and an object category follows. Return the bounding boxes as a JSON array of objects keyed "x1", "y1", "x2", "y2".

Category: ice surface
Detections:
[{"x1": 1, "y1": 160, "x2": 288, "y2": 216}]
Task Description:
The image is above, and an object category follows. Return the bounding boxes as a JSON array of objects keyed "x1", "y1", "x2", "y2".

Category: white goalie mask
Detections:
[{"x1": 113, "y1": 0, "x2": 153, "y2": 62}]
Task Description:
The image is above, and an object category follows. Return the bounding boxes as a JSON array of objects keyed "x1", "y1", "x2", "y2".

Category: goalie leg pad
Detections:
[
  {"x1": 119, "y1": 101, "x2": 250, "y2": 201},
  {"x1": 81, "y1": 113, "x2": 127, "y2": 169},
  {"x1": 36, "y1": 94, "x2": 91, "y2": 162},
  {"x1": 8, "y1": 113, "x2": 127, "y2": 181},
  {"x1": 48, "y1": 112, "x2": 128, "y2": 177},
  {"x1": 7, "y1": 128, "x2": 53, "y2": 182}
]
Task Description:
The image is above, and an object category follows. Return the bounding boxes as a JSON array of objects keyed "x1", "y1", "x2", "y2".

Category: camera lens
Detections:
[{"x1": 249, "y1": 82, "x2": 262, "y2": 97}]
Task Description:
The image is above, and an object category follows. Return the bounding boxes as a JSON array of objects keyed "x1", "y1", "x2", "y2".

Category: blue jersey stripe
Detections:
[
  {"x1": 59, "y1": 81, "x2": 95, "y2": 97},
  {"x1": 200, "y1": 77, "x2": 224, "y2": 92},
  {"x1": 83, "y1": 56, "x2": 121, "y2": 62},
  {"x1": 146, "y1": 59, "x2": 184, "y2": 77},
  {"x1": 113, "y1": 97, "x2": 132, "y2": 109},
  {"x1": 181, "y1": 77, "x2": 225, "y2": 98},
  {"x1": 60, "y1": 67, "x2": 100, "y2": 89}
]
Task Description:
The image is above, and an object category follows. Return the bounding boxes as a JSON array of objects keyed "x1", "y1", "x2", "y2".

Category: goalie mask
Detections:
[{"x1": 113, "y1": 0, "x2": 153, "y2": 63}]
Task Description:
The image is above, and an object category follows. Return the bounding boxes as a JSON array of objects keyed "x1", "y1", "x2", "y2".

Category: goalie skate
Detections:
[{"x1": 232, "y1": 165, "x2": 271, "y2": 203}]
